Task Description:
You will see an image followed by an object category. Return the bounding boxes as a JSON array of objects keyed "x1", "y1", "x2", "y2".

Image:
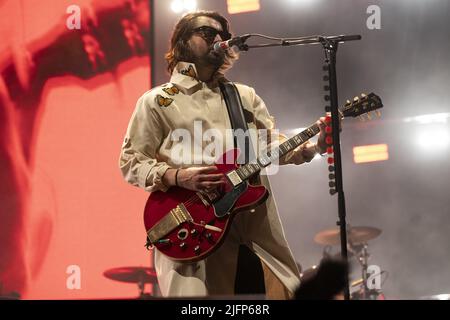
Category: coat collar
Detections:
[
  {"x1": 170, "y1": 62, "x2": 227, "y2": 94},
  {"x1": 170, "y1": 62, "x2": 200, "y2": 91}
]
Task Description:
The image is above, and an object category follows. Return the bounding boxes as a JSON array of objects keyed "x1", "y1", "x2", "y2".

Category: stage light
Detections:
[
  {"x1": 286, "y1": 0, "x2": 316, "y2": 5},
  {"x1": 184, "y1": 0, "x2": 197, "y2": 11},
  {"x1": 170, "y1": 0, "x2": 184, "y2": 13},
  {"x1": 227, "y1": 0, "x2": 260, "y2": 14},
  {"x1": 170, "y1": 0, "x2": 197, "y2": 13},
  {"x1": 353, "y1": 144, "x2": 389, "y2": 164},
  {"x1": 403, "y1": 112, "x2": 450, "y2": 125},
  {"x1": 416, "y1": 126, "x2": 449, "y2": 150}
]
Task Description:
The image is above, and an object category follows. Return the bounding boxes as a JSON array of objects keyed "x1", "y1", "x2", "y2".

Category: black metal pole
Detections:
[
  {"x1": 241, "y1": 34, "x2": 361, "y2": 300},
  {"x1": 323, "y1": 39, "x2": 350, "y2": 300}
]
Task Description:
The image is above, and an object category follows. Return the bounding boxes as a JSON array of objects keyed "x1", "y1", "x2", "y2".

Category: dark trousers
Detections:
[{"x1": 234, "y1": 245, "x2": 266, "y2": 295}]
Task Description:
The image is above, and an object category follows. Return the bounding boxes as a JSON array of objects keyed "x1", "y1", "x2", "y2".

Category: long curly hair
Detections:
[{"x1": 165, "y1": 11, "x2": 239, "y2": 75}]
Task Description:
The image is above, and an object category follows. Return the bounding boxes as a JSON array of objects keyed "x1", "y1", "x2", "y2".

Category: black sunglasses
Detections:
[{"x1": 191, "y1": 26, "x2": 231, "y2": 42}]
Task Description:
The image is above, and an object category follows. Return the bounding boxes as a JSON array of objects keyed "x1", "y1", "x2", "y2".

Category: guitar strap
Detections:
[
  {"x1": 219, "y1": 81, "x2": 266, "y2": 295},
  {"x1": 219, "y1": 81, "x2": 256, "y2": 165}
]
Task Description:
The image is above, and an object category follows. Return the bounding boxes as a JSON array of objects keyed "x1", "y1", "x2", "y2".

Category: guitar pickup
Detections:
[
  {"x1": 197, "y1": 189, "x2": 221, "y2": 207},
  {"x1": 226, "y1": 170, "x2": 242, "y2": 187},
  {"x1": 197, "y1": 192, "x2": 211, "y2": 207}
]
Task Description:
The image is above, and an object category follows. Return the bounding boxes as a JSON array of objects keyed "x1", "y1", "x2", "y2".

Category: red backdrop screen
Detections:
[{"x1": 0, "y1": 0, "x2": 153, "y2": 299}]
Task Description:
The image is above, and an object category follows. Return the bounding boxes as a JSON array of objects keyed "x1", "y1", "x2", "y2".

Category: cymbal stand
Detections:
[
  {"x1": 353, "y1": 242, "x2": 382, "y2": 300},
  {"x1": 358, "y1": 243, "x2": 370, "y2": 299},
  {"x1": 137, "y1": 270, "x2": 146, "y2": 298}
]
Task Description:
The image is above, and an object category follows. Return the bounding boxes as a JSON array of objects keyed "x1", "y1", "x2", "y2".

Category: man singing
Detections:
[{"x1": 119, "y1": 11, "x2": 328, "y2": 298}]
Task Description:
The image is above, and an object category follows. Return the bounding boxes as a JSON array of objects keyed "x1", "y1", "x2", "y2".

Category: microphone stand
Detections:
[{"x1": 239, "y1": 34, "x2": 361, "y2": 300}]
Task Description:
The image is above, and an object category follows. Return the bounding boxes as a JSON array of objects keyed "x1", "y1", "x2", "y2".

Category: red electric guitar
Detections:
[{"x1": 144, "y1": 93, "x2": 383, "y2": 262}]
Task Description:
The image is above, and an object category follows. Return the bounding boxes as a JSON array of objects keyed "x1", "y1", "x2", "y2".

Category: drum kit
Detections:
[
  {"x1": 101, "y1": 228, "x2": 385, "y2": 300},
  {"x1": 103, "y1": 228, "x2": 450, "y2": 300},
  {"x1": 301, "y1": 225, "x2": 386, "y2": 300},
  {"x1": 103, "y1": 226, "x2": 384, "y2": 300}
]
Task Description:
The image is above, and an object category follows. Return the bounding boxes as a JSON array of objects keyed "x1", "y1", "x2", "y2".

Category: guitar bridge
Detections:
[{"x1": 146, "y1": 203, "x2": 192, "y2": 244}]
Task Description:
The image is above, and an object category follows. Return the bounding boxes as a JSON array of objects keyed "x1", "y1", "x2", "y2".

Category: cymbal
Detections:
[
  {"x1": 103, "y1": 266, "x2": 158, "y2": 284},
  {"x1": 314, "y1": 226, "x2": 381, "y2": 246}
]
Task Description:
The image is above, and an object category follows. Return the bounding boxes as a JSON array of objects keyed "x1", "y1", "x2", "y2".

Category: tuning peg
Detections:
[
  {"x1": 346, "y1": 99, "x2": 351, "y2": 105},
  {"x1": 361, "y1": 93, "x2": 367, "y2": 97},
  {"x1": 375, "y1": 110, "x2": 382, "y2": 117},
  {"x1": 353, "y1": 96, "x2": 359, "y2": 102}
]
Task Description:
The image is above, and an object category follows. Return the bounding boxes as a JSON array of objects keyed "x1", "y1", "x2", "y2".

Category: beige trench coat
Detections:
[{"x1": 119, "y1": 62, "x2": 301, "y2": 297}]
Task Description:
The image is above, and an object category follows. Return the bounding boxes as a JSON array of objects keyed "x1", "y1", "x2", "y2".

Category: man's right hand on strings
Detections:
[{"x1": 163, "y1": 166, "x2": 226, "y2": 192}]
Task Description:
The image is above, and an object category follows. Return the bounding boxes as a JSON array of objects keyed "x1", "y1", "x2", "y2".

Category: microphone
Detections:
[{"x1": 213, "y1": 34, "x2": 251, "y2": 52}]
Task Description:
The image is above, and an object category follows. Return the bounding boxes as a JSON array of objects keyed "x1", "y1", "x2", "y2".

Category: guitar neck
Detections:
[
  {"x1": 233, "y1": 122, "x2": 321, "y2": 182},
  {"x1": 259, "y1": 122, "x2": 321, "y2": 166},
  {"x1": 229, "y1": 92, "x2": 383, "y2": 185}
]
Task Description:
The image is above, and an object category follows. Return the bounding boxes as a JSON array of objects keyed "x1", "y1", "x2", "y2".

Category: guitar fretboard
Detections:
[
  {"x1": 228, "y1": 92, "x2": 382, "y2": 185},
  {"x1": 233, "y1": 123, "x2": 321, "y2": 181}
]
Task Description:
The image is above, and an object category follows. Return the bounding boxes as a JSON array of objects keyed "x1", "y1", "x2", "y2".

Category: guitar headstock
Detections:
[{"x1": 341, "y1": 92, "x2": 383, "y2": 120}]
